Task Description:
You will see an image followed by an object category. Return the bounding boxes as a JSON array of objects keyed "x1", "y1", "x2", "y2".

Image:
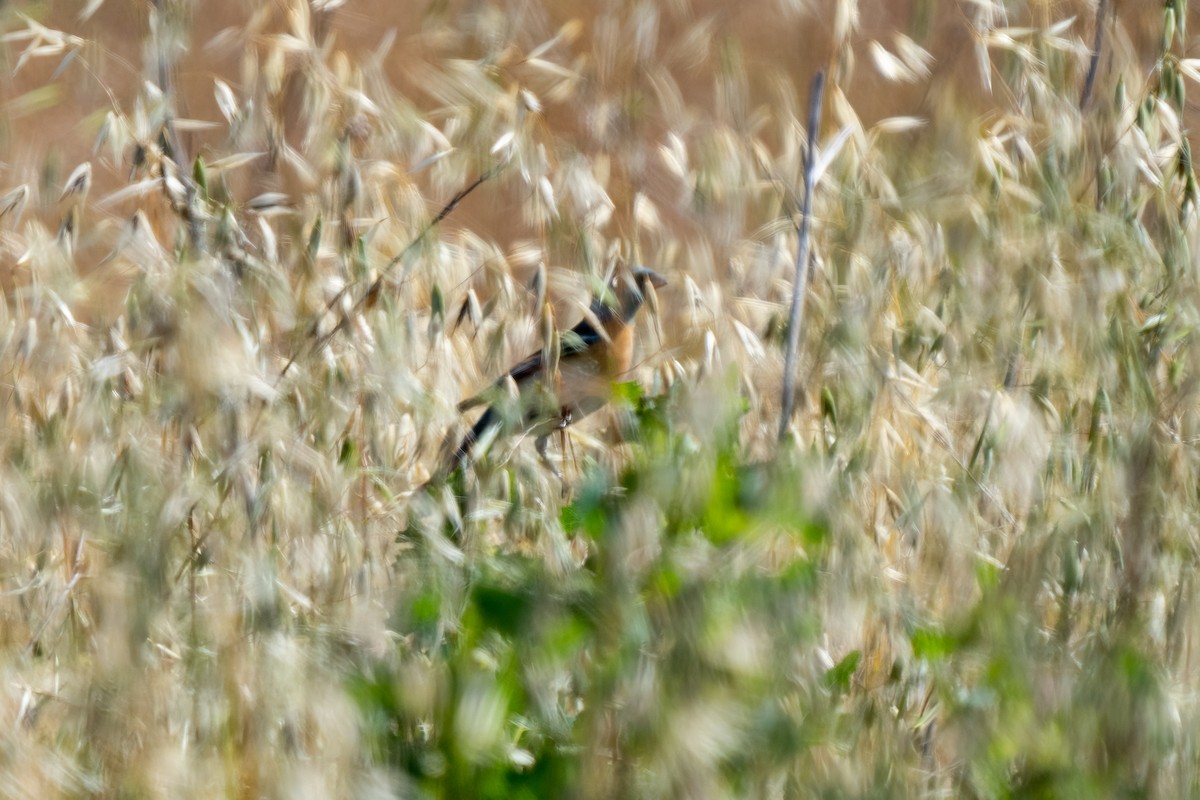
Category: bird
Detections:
[{"x1": 441, "y1": 266, "x2": 667, "y2": 478}]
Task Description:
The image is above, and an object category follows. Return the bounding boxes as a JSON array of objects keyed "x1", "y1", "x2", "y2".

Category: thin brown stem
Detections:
[
  {"x1": 1080, "y1": 0, "x2": 1109, "y2": 110},
  {"x1": 279, "y1": 164, "x2": 501, "y2": 379}
]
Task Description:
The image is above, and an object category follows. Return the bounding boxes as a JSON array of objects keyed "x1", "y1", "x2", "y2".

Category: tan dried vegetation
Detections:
[{"x1": 0, "y1": 0, "x2": 1198, "y2": 797}]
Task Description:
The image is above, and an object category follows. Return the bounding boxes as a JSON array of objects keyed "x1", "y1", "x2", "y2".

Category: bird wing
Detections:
[{"x1": 456, "y1": 312, "x2": 609, "y2": 411}]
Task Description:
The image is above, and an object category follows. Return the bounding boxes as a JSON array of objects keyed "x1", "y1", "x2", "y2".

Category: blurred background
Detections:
[{"x1": 1, "y1": 1, "x2": 1199, "y2": 798}]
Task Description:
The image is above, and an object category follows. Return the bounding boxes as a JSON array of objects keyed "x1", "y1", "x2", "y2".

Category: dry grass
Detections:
[{"x1": 0, "y1": 0, "x2": 1199, "y2": 797}]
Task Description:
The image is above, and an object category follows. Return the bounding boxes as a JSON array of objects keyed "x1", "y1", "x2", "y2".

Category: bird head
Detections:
[{"x1": 593, "y1": 266, "x2": 668, "y2": 324}]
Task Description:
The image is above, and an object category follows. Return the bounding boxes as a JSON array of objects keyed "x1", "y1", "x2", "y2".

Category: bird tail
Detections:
[
  {"x1": 457, "y1": 406, "x2": 496, "y2": 463},
  {"x1": 429, "y1": 406, "x2": 497, "y2": 483}
]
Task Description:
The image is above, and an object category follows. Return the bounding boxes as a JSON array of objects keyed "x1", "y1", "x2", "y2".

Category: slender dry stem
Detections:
[{"x1": 779, "y1": 69, "x2": 825, "y2": 442}]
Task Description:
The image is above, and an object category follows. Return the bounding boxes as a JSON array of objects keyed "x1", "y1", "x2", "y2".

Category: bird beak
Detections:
[{"x1": 633, "y1": 266, "x2": 668, "y2": 289}]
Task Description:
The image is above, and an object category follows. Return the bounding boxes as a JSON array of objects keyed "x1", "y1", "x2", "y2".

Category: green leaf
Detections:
[
  {"x1": 911, "y1": 627, "x2": 956, "y2": 661},
  {"x1": 472, "y1": 581, "x2": 532, "y2": 637},
  {"x1": 612, "y1": 380, "x2": 643, "y2": 405},
  {"x1": 431, "y1": 283, "x2": 445, "y2": 321},
  {"x1": 306, "y1": 216, "x2": 322, "y2": 264},
  {"x1": 823, "y1": 649, "x2": 861, "y2": 694},
  {"x1": 192, "y1": 155, "x2": 208, "y2": 200},
  {"x1": 338, "y1": 438, "x2": 357, "y2": 467}
]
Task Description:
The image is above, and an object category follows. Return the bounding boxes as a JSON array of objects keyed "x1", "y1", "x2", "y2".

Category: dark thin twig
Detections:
[
  {"x1": 779, "y1": 70, "x2": 826, "y2": 443},
  {"x1": 152, "y1": 1, "x2": 205, "y2": 256},
  {"x1": 278, "y1": 164, "x2": 501, "y2": 379},
  {"x1": 1079, "y1": 0, "x2": 1108, "y2": 110}
]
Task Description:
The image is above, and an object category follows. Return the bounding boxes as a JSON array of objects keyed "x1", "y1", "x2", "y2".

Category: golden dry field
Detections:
[{"x1": 0, "y1": 0, "x2": 1198, "y2": 797}]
